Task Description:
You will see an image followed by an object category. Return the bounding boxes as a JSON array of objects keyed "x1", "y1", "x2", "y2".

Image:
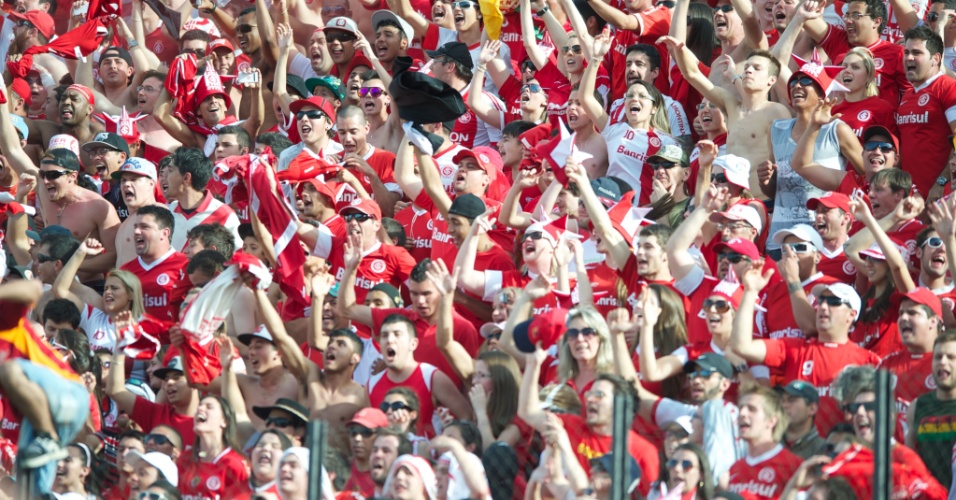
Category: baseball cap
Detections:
[
  {"x1": 111, "y1": 157, "x2": 158, "y2": 182},
  {"x1": 305, "y1": 75, "x2": 345, "y2": 101},
  {"x1": 48, "y1": 134, "x2": 80, "y2": 157},
  {"x1": 324, "y1": 16, "x2": 360, "y2": 35},
  {"x1": 807, "y1": 192, "x2": 852, "y2": 215},
  {"x1": 858, "y1": 242, "x2": 887, "y2": 261},
  {"x1": 862, "y1": 125, "x2": 899, "y2": 152},
  {"x1": 902, "y1": 287, "x2": 944, "y2": 318},
  {"x1": 6, "y1": 265, "x2": 34, "y2": 280},
  {"x1": 513, "y1": 308, "x2": 569, "y2": 353},
  {"x1": 683, "y1": 353, "x2": 734, "y2": 379},
  {"x1": 426, "y1": 42, "x2": 474, "y2": 70},
  {"x1": 10, "y1": 78, "x2": 31, "y2": 107},
  {"x1": 9, "y1": 115, "x2": 28, "y2": 141},
  {"x1": 713, "y1": 154, "x2": 751, "y2": 191},
  {"x1": 252, "y1": 397, "x2": 309, "y2": 425},
  {"x1": 591, "y1": 177, "x2": 623, "y2": 207},
  {"x1": 8, "y1": 11, "x2": 55, "y2": 39},
  {"x1": 268, "y1": 74, "x2": 312, "y2": 100},
  {"x1": 41, "y1": 148, "x2": 81, "y2": 171},
  {"x1": 127, "y1": 451, "x2": 178, "y2": 487},
  {"x1": 371, "y1": 10, "x2": 414, "y2": 43},
  {"x1": 100, "y1": 46, "x2": 133, "y2": 67},
  {"x1": 648, "y1": 144, "x2": 687, "y2": 166},
  {"x1": 339, "y1": 198, "x2": 382, "y2": 220},
  {"x1": 82, "y1": 132, "x2": 130, "y2": 157},
  {"x1": 447, "y1": 193, "x2": 486, "y2": 221},
  {"x1": 479, "y1": 321, "x2": 505, "y2": 339},
  {"x1": 153, "y1": 356, "x2": 185, "y2": 380},
  {"x1": 817, "y1": 283, "x2": 862, "y2": 320},
  {"x1": 369, "y1": 283, "x2": 403, "y2": 307},
  {"x1": 771, "y1": 223, "x2": 824, "y2": 251},
  {"x1": 208, "y1": 38, "x2": 235, "y2": 53},
  {"x1": 348, "y1": 407, "x2": 388, "y2": 429},
  {"x1": 712, "y1": 238, "x2": 761, "y2": 260},
  {"x1": 237, "y1": 324, "x2": 274, "y2": 346},
  {"x1": 452, "y1": 148, "x2": 496, "y2": 177},
  {"x1": 290, "y1": 96, "x2": 338, "y2": 125},
  {"x1": 710, "y1": 203, "x2": 762, "y2": 232},
  {"x1": 781, "y1": 380, "x2": 819, "y2": 403},
  {"x1": 26, "y1": 225, "x2": 73, "y2": 242},
  {"x1": 590, "y1": 453, "x2": 641, "y2": 495}
]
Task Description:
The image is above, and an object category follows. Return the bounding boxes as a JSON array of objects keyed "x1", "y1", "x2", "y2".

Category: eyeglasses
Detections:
[
  {"x1": 844, "y1": 401, "x2": 876, "y2": 413},
  {"x1": 713, "y1": 4, "x2": 734, "y2": 12},
  {"x1": 343, "y1": 212, "x2": 374, "y2": 222},
  {"x1": 379, "y1": 401, "x2": 412, "y2": 412},
  {"x1": 136, "y1": 85, "x2": 160, "y2": 93},
  {"x1": 717, "y1": 252, "x2": 750, "y2": 264},
  {"x1": 565, "y1": 327, "x2": 597, "y2": 341},
  {"x1": 649, "y1": 160, "x2": 679, "y2": 170},
  {"x1": 37, "y1": 253, "x2": 57, "y2": 264},
  {"x1": 349, "y1": 426, "x2": 374, "y2": 437},
  {"x1": 584, "y1": 389, "x2": 608, "y2": 399},
  {"x1": 717, "y1": 222, "x2": 753, "y2": 232},
  {"x1": 711, "y1": 173, "x2": 728, "y2": 184},
  {"x1": 819, "y1": 294, "x2": 851, "y2": 308},
  {"x1": 666, "y1": 459, "x2": 696, "y2": 470},
  {"x1": 702, "y1": 299, "x2": 731, "y2": 313},
  {"x1": 864, "y1": 141, "x2": 895, "y2": 153},
  {"x1": 841, "y1": 12, "x2": 871, "y2": 21},
  {"x1": 789, "y1": 75, "x2": 816, "y2": 88},
  {"x1": 486, "y1": 332, "x2": 501, "y2": 341},
  {"x1": 521, "y1": 84, "x2": 544, "y2": 93},
  {"x1": 523, "y1": 231, "x2": 544, "y2": 241},
  {"x1": 451, "y1": 0, "x2": 477, "y2": 8},
  {"x1": 89, "y1": 147, "x2": 116, "y2": 158},
  {"x1": 266, "y1": 417, "x2": 298, "y2": 428},
  {"x1": 144, "y1": 434, "x2": 172, "y2": 446},
  {"x1": 697, "y1": 102, "x2": 718, "y2": 110},
  {"x1": 38, "y1": 169, "x2": 72, "y2": 181},
  {"x1": 923, "y1": 237, "x2": 945, "y2": 248},
  {"x1": 138, "y1": 493, "x2": 170, "y2": 500},
  {"x1": 360, "y1": 87, "x2": 387, "y2": 98},
  {"x1": 785, "y1": 242, "x2": 813, "y2": 254},
  {"x1": 236, "y1": 24, "x2": 258, "y2": 33},
  {"x1": 327, "y1": 32, "x2": 357, "y2": 43},
  {"x1": 296, "y1": 109, "x2": 327, "y2": 121},
  {"x1": 561, "y1": 45, "x2": 583, "y2": 55}
]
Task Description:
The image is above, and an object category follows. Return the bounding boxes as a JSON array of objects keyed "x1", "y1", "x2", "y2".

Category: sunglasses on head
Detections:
[
  {"x1": 380, "y1": 401, "x2": 411, "y2": 412},
  {"x1": 327, "y1": 32, "x2": 357, "y2": 43},
  {"x1": 296, "y1": 109, "x2": 327, "y2": 121},
  {"x1": 521, "y1": 83, "x2": 544, "y2": 93},
  {"x1": 864, "y1": 141, "x2": 894, "y2": 153},
  {"x1": 789, "y1": 75, "x2": 816, "y2": 88},
  {"x1": 38, "y1": 169, "x2": 72, "y2": 181},
  {"x1": 711, "y1": 173, "x2": 728, "y2": 184},
  {"x1": 713, "y1": 4, "x2": 734, "y2": 12},
  {"x1": 266, "y1": 417, "x2": 298, "y2": 428},
  {"x1": 451, "y1": 0, "x2": 477, "y2": 7},
  {"x1": 344, "y1": 212, "x2": 374, "y2": 222},
  {"x1": 923, "y1": 236, "x2": 945, "y2": 248},
  {"x1": 702, "y1": 298, "x2": 732, "y2": 313},
  {"x1": 360, "y1": 87, "x2": 387, "y2": 98},
  {"x1": 844, "y1": 401, "x2": 876, "y2": 413},
  {"x1": 236, "y1": 24, "x2": 257, "y2": 33},
  {"x1": 349, "y1": 426, "x2": 374, "y2": 437},
  {"x1": 666, "y1": 459, "x2": 695, "y2": 470},
  {"x1": 717, "y1": 252, "x2": 749, "y2": 263},
  {"x1": 144, "y1": 434, "x2": 172, "y2": 446},
  {"x1": 565, "y1": 327, "x2": 597, "y2": 341},
  {"x1": 561, "y1": 44, "x2": 583, "y2": 55},
  {"x1": 819, "y1": 294, "x2": 851, "y2": 308},
  {"x1": 785, "y1": 242, "x2": 813, "y2": 254}
]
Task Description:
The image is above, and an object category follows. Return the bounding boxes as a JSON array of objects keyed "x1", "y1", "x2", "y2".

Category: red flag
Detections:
[
  {"x1": 116, "y1": 315, "x2": 168, "y2": 360},
  {"x1": 0, "y1": 301, "x2": 79, "y2": 383},
  {"x1": 86, "y1": 0, "x2": 122, "y2": 22},
  {"x1": 7, "y1": 21, "x2": 109, "y2": 78}
]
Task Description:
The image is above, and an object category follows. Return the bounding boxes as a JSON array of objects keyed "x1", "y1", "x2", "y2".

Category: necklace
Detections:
[{"x1": 56, "y1": 195, "x2": 76, "y2": 221}]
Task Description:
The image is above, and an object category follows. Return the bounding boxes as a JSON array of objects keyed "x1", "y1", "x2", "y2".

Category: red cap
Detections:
[
  {"x1": 806, "y1": 192, "x2": 852, "y2": 215},
  {"x1": 8, "y1": 11, "x2": 55, "y2": 39},
  {"x1": 713, "y1": 238, "x2": 761, "y2": 260},
  {"x1": 513, "y1": 308, "x2": 569, "y2": 352},
  {"x1": 519, "y1": 123, "x2": 553, "y2": 149},
  {"x1": 290, "y1": 96, "x2": 337, "y2": 125},
  {"x1": 348, "y1": 407, "x2": 388, "y2": 429},
  {"x1": 209, "y1": 38, "x2": 235, "y2": 53},
  {"x1": 452, "y1": 148, "x2": 496, "y2": 178},
  {"x1": 296, "y1": 178, "x2": 338, "y2": 203},
  {"x1": 276, "y1": 157, "x2": 341, "y2": 182},
  {"x1": 345, "y1": 53, "x2": 374, "y2": 82},
  {"x1": 339, "y1": 197, "x2": 382, "y2": 220},
  {"x1": 9, "y1": 78, "x2": 31, "y2": 107},
  {"x1": 707, "y1": 279, "x2": 744, "y2": 310},
  {"x1": 903, "y1": 287, "x2": 943, "y2": 318},
  {"x1": 789, "y1": 48, "x2": 848, "y2": 98},
  {"x1": 193, "y1": 65, "x2": 232, "y2": 111}
]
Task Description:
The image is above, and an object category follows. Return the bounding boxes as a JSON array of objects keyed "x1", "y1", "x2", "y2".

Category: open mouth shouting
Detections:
[
  {"x1": 123, "y1": 185, "x2": 138, "y2": 203},
  {"x1": 453, "y1": 11, "x2": 465, "y2": 26}
]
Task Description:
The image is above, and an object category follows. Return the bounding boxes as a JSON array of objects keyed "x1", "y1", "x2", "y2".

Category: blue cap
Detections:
[
  {"x1": 590, "y1": 453, "x2": 641, "y2": 494},
  {"x1": 26, "y1": 225, "x2": 74, "y2": 242},
  {"x1": 328, "y1": 282, "x2": 340, "y2": 298},
  {"x1": 591, "y1": 177, "x2": 623, "y2": 206},
  {"x1": 9, "y1": 116, "x2": 28, "y2": 141}
]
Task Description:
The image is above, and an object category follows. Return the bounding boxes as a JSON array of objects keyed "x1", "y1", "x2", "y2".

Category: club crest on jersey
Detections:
[
  {"x1": 649, "y1": 137, "x2": 661, "y2": 148},
  {"x1": 370, "y1": 259, "x2": 387, "y2": 273},
  {"x1": 919, "y1": 94, "x2": 931, "y2": 107},
  {"x1": 426, "y1": 219, "x2": 435, "y2": 230},
  {"x1": 857, "y1": 110, "x2": 870, "y2": 122},
  {"x1": 458, "y1": 113, "x2": 472, "y2": 124},
  {"x1": 757, "y1": 467, "x2": 775, "y2": 483},
  {"x1": 873, "y1": 58, "x2": 884, "y2": 69},
  {"x1": 156, "y1": 274, "x2": 170, "y2": 286},
  {"x1": 153, "y1": 42, "x2": 164, "y2": 53},
  {"x1": 842, "y1": 260, "x2": 857, "y2": 275},
  {"x1": 206, "y1": 476, "x2": 222, "y2": 491},
  {"x1": 927, "y1": 374, "x2": 938, "y2": 389},
  {"x1": 441, "y1": 165, "x2": 455, "y2": 177}
]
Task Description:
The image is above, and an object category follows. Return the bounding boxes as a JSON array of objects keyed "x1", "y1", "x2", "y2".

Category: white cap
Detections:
[
  {"x1": 479, "y1": 322, "x2": 505, "y2": 339},
  {"x1": 818, "y1": 283, "x2": 862, "y2": 321},
  {"x1": 771, "y1": 223, "x2": 824, "y2": 251},
  {"x1": 114, "y1": 157, "x2": 158, "y2": 182},
  {"x1": 127, "y1": 451, "x2": 179, "y2": 487},
  {"x1": 710, "y1": 204, "x2": 762, "y2": 232},
  {"x1": 238, "y1": 324, "x2": 274, "y2": 346},
  {"x1": 713, "y1": 154, "x2": 751, "y2": 191},
  {"x1": 371, "y1": 10, "x2": 414, "y2": 42},
  {"x1": 48, "y1": 134, "x2": 80, "y2": 156},
  {"x1": 325, "y1": 17, "x2": 360, "y2": 35}
]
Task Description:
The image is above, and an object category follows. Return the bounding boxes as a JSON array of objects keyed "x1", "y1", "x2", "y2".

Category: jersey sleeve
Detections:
[
  {"x1": 632, "y1": 6, "x2": 670, "y2": 38},
  {"x1": 130, "y1": 397, "x2": 159, "y2": 431},
  {"x1": 818, "y1": 24, "x2": 851, "y2": 59},
  {"x1": 653, "y1": 397, "x2": 697, "y2": 426},
  {"x1": 939, "y1": 79, "x2": 956, "y2": 124},
  {"x1": 388, "y1": 246, "x2": 416, "y2": 285},
  {"x1": 310, "y1": 222, "x2": 337, "y2": 260},
  {"x1": 760, "y1": 338, "x2": 788, "y2": 368},
  {"x1": 482, "y1": 270, "x2": 505, "y2": 301}
]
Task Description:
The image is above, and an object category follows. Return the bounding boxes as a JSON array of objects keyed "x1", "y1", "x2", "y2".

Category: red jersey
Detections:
[
  {"x1": 452, "y1": 85, "x2": 506, "y2": 149},
  {"x1": 143, "y1": 26, "x2": 181, "y2": 66},
  {"x1": 485, "y1": 270, "x2": 576, "y2": 317},
  {"x1": 343, "y1": 463, "x2": 376, "y2": 498},
  {"x1": 557, "y1": 413, "x2": 660, "y2": 497},
  {"x1": 851, "y1": 293, "x2": 904, "y2": 359},
  {"x1": 817, "y1": 246, "x2": 858, "y2": 285},
  {"x1": 178, "y1": 448, "x2": 250, "y2": 500},
  {"x1": 727, "y1": 445, "x2": 802, "y2": 500},
  {"x1": 458, "y1": 245, "x2": 516, "y2": 330},
  {"x1": 328, "y1": 241, "x2": 415, "y2": 308},
  {"x1": 757, "y1": 272, "x2": 840, "y2": 339},
  {"x1": 818, "y1": 25, "x2": 911, "y2": 108},
  {"x1": 370, "y1": 307, "x2": 481, "y2": 388},
  {"x1": 761, "y1": 337, "x2": 882, "y2": 391},
  {"x1": 130, "y1": 398, "x2": 196, "y2": 445},
  {"x1": 234, "y1": 482, "x2": 279, "y2": 500},
  {"x1": 499, "y1": 75, "x2": 528, "y2": 125},
  {"x1": 896, "y1": 72, "x2": 956, "y2": 194},
  {"x1": 823, "y1": 443, "x2": 948, "y2": 500},
  {"x1": 353, "y1": 146, "x2": 401, "y2": 204},
  {"x1": 881, "y1": 351, "x2": 935, "y2": 420},
  {"x1": 604, "y1": 10, "x2": 671, "y2": 101},
  {"x1": 120, "y1": 250, "x2": 190, "y2": 323},
  {"x1": 368, "y1": 363, "x2": 440, "y2": 436},
  {"x1": 832, "y1": 96, "x2": 898, "y2": 139},
  {"x1": 393, "y1": 205, "x2": 434, "y2": 263},
  {"x1": 589, "y1": 262, "x2": 624, "y2": 317}
]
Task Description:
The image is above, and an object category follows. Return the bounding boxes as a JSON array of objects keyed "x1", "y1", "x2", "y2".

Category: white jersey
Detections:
[
  {"x1": 609, "y1": 95, "x2": 691, "y2": 139},
  {"x1": 601, "y1": 122, "x2": 678, "y2": 195}
]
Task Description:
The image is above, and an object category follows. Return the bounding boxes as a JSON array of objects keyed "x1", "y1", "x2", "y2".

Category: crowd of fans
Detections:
[{"x1": 2, "y1": 0, "x2": 956, "y2": 496}]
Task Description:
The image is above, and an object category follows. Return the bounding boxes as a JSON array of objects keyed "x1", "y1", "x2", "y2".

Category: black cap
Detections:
[
  {"x1": 425, "y1": 42, "x2": 473, "y2": 70},
  {"x1": 41, "y1": 149, "x2": 81, "y2": 172},
  {"x1": 590, "y1": 178, "x2": 622, "y2": 204},
  {"x1": 153, "y1": 356, "x2": 185, "y2": 380},
  {"x1": 81, "y1": 132, "x2": 131, "y2": 157},
  {"x1": 782, "y1": 380, "x2": 819, "y2": 403},
  {"x1": 683, "y1": 353, "x2": 734, "y2": 379},
  {"x1": 101, "y1": 46, "x2": 133, "y2": 66},
  {"x1": 252, "y1": 397, "x2": 309, "y2": 425},
  {"x1": 6, "y1": 266, "x2": 34, "y2": 280},
  {"x1": 267, "y1": 74, "x2": 312, "y2": 100},
  {"x1": 369, "y1": 283, "x2": 403, "y2": 308},
  {"x1": 26, "y1": 224, "x2": 73, "y2": 242},
  {"x1": 448, "y1": 193, "x2": 486, "y2": 221},
  {"x1": 590, "y1": 453, "x2": 641, "y2": 495}
]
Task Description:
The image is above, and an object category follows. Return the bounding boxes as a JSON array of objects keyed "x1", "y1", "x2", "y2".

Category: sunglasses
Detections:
[
  {"x1": 561, "y1": 45, "x2": 583, "y2": 55},
  {"x1": 144, "y1": 433, "x2": 172, "y2": 446},
  {"x1": 327, "y1": 32, "x2": 357, "y2": 43},
  {"x1": 789, "y1": 75, "x2": 816, "y2": 88},
  {"x1": 702, "y1": 299, "x2": 731, "y2": 313},
  {"x1": 360, "y1": 87, "x2": 387, "y2": 98},
  {"x1": 138, "y1": 494, "x2": 169, "y2": 500},
  {"x1": 844, "y1": 401, "x2": 876, "y2": 413},
  {"x1": 713, "y1": 4, "x2": 734, "y2": 12},
  {"x1": 863, "y1": 141, "x2": 895, "y2": 153},
  {"x1": 565, "y1": 327, "x2": 597, "y2": 340},
  {"x1": 711, "y1": 173, "x2": 728, "y2": 184},
  {"x1": 923, "y1": 236, "x2": 945, "y2": 248},
  {"x1": 296, "y1": 109, "x2": 327, "y2": 121},
  {"x1": 236, "y1": 24, "x2": 257, "y2": 33},
  {"x1": 486, "y1": 332, "x2": 502, "y2": 341},
  {"x1": 649, "y1": 160, "x2": 679, "y2": 170},
  {"x1": 349, "y1": 426, "x2": 374, "y2": 437},
  {"x1": 344, "y1": 212, "x2": 374, "y2": 222},
  {"x1": 15, "y1": 20, "x2": 34, "y2": 28},
  {"x1": 819, "y1": 295, "x2": 851, "y2": 308},
  {"x1": 689, "y1": 368, "x2": 717, "y2": 379},
  {"x1": 380, "y1": 401, "x2": 412, "y2": 412},
  {"x1": 182, "y1": 48, "x2": 206, "y2": 57},
  {"x1": 39, "y1": 169, "x2": 72, "y2": 181},
  {"x1": 717, "y1": 252, "x2": 750, "y2": 264},
  {"x1": 266, "y1": 417, "x2": 298, "y2": 428},
  {"x1": 584, "y1": 389, "x2": 608, "y2": 399},
  {"x1": 37, "y1": 253, "x2": 57, "y2": 264},
  {"x1": 785, "y1": 242, "x2": 813, "y2": 254},
  {"x1": 523, "y1": 231, "x2": 544, "y2": 241},
  {"x1": 451, "y1": 0, "x2": 477, "y2": 7},
  {"x1": 521, "y1": 83, "x2": 544, "y2": 93},
  {"x1": 666, "y1": 459, "x2": 696, "y2": 470}
]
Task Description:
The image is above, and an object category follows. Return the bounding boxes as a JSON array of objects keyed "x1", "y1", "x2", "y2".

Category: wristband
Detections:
[
  {"x1": 732, "y1": 74, "x2": 743, "y2": 84},
  {"x1": 128, "y1": 39, "x2": 139, "y2": 48},
  {"x1": 475, "y1": 65, "x2": 487, "y2": 72},
  {"x1": 786, "y1": 281, "x2": 802, "y2": 294},
  {"x1": 536, "y1": 5, "x2": 550, "y2": 16}
]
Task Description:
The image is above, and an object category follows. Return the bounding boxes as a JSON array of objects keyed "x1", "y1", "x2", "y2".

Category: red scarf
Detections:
[{"x1": 7, "y1": 20, "x2": 109, "y2": 78}]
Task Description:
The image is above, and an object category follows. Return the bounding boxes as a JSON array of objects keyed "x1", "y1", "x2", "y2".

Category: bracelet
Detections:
[
  {"x1": 536, "y1": 5, "x2": 550, "y2": 16},
  {"x1": 786, "y1": 281, "x2": 802, "y2": 294},
  {"x1": 732, "y1": 74, "x2": 742, "y2": 83},
  {"x1": 475, "y1": 65, "x2": 487, "y2": 72},
  {"x1": 128, "y1": 39, "x2": 139, "y2": 48}
]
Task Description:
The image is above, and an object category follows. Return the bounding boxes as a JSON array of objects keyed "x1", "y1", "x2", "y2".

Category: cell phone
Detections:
[
  {"x1": 236, "y1": 71, "x2": 259, "y2": 85},
  {"x1": 73, "y1": 2, "x2": 89, "y2": 16}
]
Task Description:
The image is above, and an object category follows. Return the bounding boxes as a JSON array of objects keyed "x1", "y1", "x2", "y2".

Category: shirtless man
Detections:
[
  {"x1": 659, "y1": 38, "x2": 791, "y2": 196},
  {"x1": 135, "y1": 71, "x2": 182, "y2": 157},
  {"x1": 232, "y1": 325, "x2": 301, "y2": 429},
  {"x1": 114, "y1": 158, "x2": 164, "y2": 267},
  {"x1": 7, "y1": 11, "x2": 68, "y2": 81},
  {"x1": 25, "y1": 85, "x2": 106, "y2": 168},
  {"x1": 0, "y1": 95, "x2": 120, "y2": 277},
  {"x1": 77, "y1": 41, "x2": 151, "y2": 109}
]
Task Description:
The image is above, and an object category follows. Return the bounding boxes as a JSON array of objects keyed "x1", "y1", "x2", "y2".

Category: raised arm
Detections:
[
  {"x1": 384, "y1": 0, "x2": 430, "y2": 39},
  {"x1": 152, "y1": 87, "x2": 201, "y2": 146},
  {"x1": 308, "y1": 272, "x2": 332, "y2": 351},
  {"x1": 105, "y1": 313, "x2": 137, "y2": 414},
  {"x1": 469, "y1": 41, "x2": 506, "y2": 129},
  {"x1": 0, "y1": 90, "x2": 39, "y2": 177},
  {"x1": 776, "y1": 246, "x2": 818, "y2": 336},
  {"x1": 637, "y1": 293, "x2": 685, "y2": 382},
  {"x1": 337, "y1": 233, "x2": 375, "y2": 326},
  {"x1": 730, "y1": 261, "x2": 773, "y2": 363},
  {"x1": 274, "y1": 24, "x2": 296, "y2": 119},
  {"x1": 394, "y1": 139, "x2": 424, "y2": 201},
  {"x1": 790, "y1": 100, "x2": 848, "y2": 191},
  {"x1": 251, "y1": 279, "x2": 311, "y2": 381},
  {"x1": 565, "y1": 157, "x2": 630, "y2": 269},
  {"x1": 499, "y1": 171, "x2": 539, "y2": 229},
  {"x1": 7, "y1": 174, "x2": 35, "y2": 266},
  {"x1": 255, "y1": 0, "x2": 280, "y2": 69},
  {"x1": 219, "y1": 336, "x2": 256, "y2": 445},
  {"x1": 416, "y1": 149, "x2": 453, "y2": 218},
  {"x1": 432, "y1": 369, "x2": 474, "y2": 420},
  {"x1": 606, "y1": 308, "x2": 659, "y2": 421},
  {"x1": 426, "y1": 260, "x2": 476, "y2": 381},
  {"x1": 666, "y1": 185, "x2": 730, "y2": 281},
  {"x1": 928, "y1": 197, "x2": 956, "y2": 302},
  {"x1": 114, "y1": 16, "x2": 155, "y2": 109},
  {"x1": 730, "y1": 0, "x2": 769, "y2": 50},
  {"x1": 855, "y1": 194, "x2": 917, "y2": 292},
  {"x1": 796, "y1": 0, "x2": 829, "y2": 43},
  {"x1": 52, "y1": 238, "x2": 107, "y2": 312},
  {"x1": 239, "y1": 68, "x2": 265, "y2": 139},
  {"x1": 517, "y1": 347, "x2": 550, "y2": 431},
  {"x1": 657, "y1": 36, "x2": 737, "y2": 111},
  {"x1": 844, "y1": 192, "x2": 920, "y2": 274},
  {"x1": 580, "y1": 29, "x2": 612, "y2": 131},
  {"x1": 585, "y1": 0, "x2": 639, "y2": 31},
  {"x1": 452, "y1": 210, "x2": 495, "y2": 295}
]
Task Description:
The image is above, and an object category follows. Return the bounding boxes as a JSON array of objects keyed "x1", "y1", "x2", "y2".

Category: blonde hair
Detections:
[
  {"x1": 739, "y1": 383, "x2": 790, "y2": 442},
  {"x1": 106, "y1": 270, "x2": 145, "y2": 319},
  {"x1": 843, "y1": 47, "x2": 879, "y2": 97},
  {"x1": 625, "y1": 81, "x2": 671, "y2": 134},
  {"x1": 558, "y1": 306, "x2": 615, "y2": 383}
]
